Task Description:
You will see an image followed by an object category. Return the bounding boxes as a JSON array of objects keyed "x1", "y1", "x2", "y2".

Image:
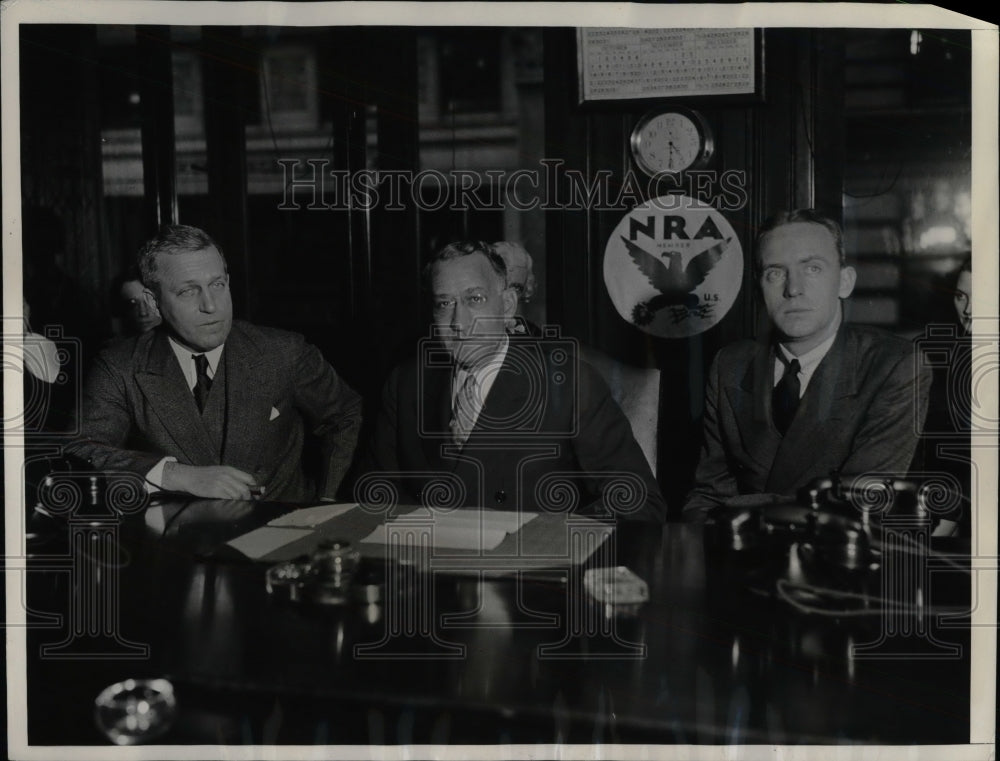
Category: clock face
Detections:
[{"x1": 631, "y1": 110, "x2": 713, "y2": 176}]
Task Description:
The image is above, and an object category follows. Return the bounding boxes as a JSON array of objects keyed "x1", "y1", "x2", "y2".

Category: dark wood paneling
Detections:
[
  {"x1": 542, "y1": 28, "x2": 839, "y2": 516},
  {"x1": 137, "y1": 26, "x2": 178, "y2": 232},
  {"x1": 20, "y1": 24, "x2": 110, "y2": 353},
  {"x1": 368, "y1": 28, "x2": 421, "y2": 384},
  {"x1": 200, "y1": 27, "x2": 253, "y2": 319}
]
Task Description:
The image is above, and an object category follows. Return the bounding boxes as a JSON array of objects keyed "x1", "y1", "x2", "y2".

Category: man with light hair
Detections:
[
  {"x1": 69, "y1": 224, "x2": 362, "y2": 502},
  {"x1": 493, "y1": 241, "x2": 540, "y2": 336},
  {"x1": 684, "y1": 209, "x2": 931, "y2": 520}
]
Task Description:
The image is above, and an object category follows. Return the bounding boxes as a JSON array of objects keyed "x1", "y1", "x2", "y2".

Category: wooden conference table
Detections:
[{"x1": 23, "y1": 494, "x2": 971, "y2": 746}]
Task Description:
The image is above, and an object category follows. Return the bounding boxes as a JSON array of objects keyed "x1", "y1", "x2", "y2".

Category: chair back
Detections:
[{"x1": 579, "y1": 345, "x2": 660, "y2": 475}]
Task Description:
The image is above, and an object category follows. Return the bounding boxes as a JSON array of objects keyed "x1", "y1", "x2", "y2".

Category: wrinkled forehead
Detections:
[
  {"x1": 157, "y1": 246, "x2": 226, "y2": 279},
  {"x1": 758, "y1": 222, "x2": 840, "y2": 265}
]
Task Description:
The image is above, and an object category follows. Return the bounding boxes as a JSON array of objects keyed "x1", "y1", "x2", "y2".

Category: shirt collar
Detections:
[
  {"x1": 167, "y1": 336, "x2": 225, "y2": 374},
  {"x1": 454, "y1": 334, "x2": 509, "y2": 389},
  {"x1": 776, "y1": 327, "x2": 838, "y2": 375}
]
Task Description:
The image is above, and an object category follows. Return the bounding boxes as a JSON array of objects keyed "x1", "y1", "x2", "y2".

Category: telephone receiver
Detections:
[
  {"x1": 706, "y1": 472, "x2": 932, "y2": 576},
  {"x1": 797, "y1": 471, "x2": 929, "y2": 523}
]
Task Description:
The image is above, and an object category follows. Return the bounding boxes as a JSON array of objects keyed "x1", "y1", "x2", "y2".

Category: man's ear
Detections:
[
  {"x1": 838, "y1": 265, "x2": 857, "y2": 299},
  {"x1": 502, "y1": 285, "x2": 518, "y2": 318},
  {"x1": 142, "y1": 287, "x2": 159, "y2": 311}
]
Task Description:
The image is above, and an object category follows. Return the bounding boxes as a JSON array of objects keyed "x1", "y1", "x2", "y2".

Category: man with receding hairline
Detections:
[
  {"x1": 684, "y1": 209, "x2": 931, "y2": 520},
  {"x1": 68, "y1": 224, "x2": 362, "y2": 503}
]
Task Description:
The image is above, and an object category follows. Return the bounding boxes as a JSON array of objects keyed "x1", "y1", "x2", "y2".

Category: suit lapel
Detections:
[
  {"x1": 219, "y1": 324, "x2": 273, "y2": 466},
  {"x1": 134, "y1": 330, "x2": 218, "y2": 465},
  {"x1": 727, "y1": 341, "x2": 782, "y2": 473},
  {"x1": 472, "y1": 347, "x2": 532, "y2": 436},
  {"x1": 768, "y1": 328, "x2": 857, "y2": 491},
  {"x1": 419, "y1": 343, "x2": 532, "y2": 470},
  {"x1": 420, "y1": 361, "x2": 455, "y2": 470},
  {"x1": 451, "y1": 348, "x2": 530, "y2": 496}
]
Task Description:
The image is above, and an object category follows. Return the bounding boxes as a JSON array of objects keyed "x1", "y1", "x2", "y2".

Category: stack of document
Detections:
[{"x1": 227, "y1": 503, "x2": 358, "y2": 559}]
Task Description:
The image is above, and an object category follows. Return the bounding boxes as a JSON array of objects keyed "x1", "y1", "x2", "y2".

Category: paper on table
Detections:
[
  {"x1": 401, "y1": 508, "x2": 538, "y2": 533},
  {"x1": 362, "y1": 522, "x2": 508, "y2": 551},
  {"x1": 445, "y1": 509, "x2": 538, "y2": 533},
  {"x1": 227, "y1": 526, "x2": 313, "y2": 559},
  {"x1": 267, "y1": 503, "x2": 357, "y2": 528}
]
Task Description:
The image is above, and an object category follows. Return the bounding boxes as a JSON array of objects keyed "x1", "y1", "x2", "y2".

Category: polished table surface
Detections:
[{"x1": 24, "y1": 497, "x2": 972, "y2": 746}]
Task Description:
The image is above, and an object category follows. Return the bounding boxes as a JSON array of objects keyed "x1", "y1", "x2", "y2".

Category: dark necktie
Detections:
[
  {"x1": 772, "y1": 355, "x2": 801, "y2": 436},
  {"x1": 192, "y1": 354, "x2": 212, "y2": 413}
]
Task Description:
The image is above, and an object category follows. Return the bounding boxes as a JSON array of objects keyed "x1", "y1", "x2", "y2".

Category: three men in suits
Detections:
[
  {"x1": 68, "y1": 225, "x2": 362, "y2": 503},
  {"x1": 367, "y1": 241, "x2": 666, "y2": 523},
  {"x1": 684, "y1": 210, "x2": 931, "y2": 519}
]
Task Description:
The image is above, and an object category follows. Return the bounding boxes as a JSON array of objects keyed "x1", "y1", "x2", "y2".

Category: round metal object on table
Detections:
[
  {"x1": 305, "y1": 539, "x2": 361, "y2": 606},
  {"x1": 265, "y1": 558, "x2": 311, "y2": 602},
  {"x1": 351, "y1": 560, "x2": 417, "y2": 605},
  {"x1": 93, "y1": 678, "x2": 176, "y2": 745}
]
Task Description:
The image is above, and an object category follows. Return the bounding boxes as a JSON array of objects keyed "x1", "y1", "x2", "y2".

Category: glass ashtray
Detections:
[
  {"x1": 94, "y1": 678, "x2": 176, "y2": 745},
  {"x1": 307, "y1": 539, "x2": 361, "y2": 605},
  {"x1": 265, "y1": 558, "x2": 311, "y2": 601}
]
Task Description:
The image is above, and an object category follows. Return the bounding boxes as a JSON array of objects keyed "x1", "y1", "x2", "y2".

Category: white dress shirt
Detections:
[
  {"x1": 146, "y1": 339, "x2": 226, "y2": 489},
  {"x1": 773, "y1": 330, "x2": 838, "y2": 398},
  {"x1": 167, "y1": 337, "x2": 224, "y2": 389},
  {"x1": 451, "y1": 335, "x2": 509, "y2": 436}
]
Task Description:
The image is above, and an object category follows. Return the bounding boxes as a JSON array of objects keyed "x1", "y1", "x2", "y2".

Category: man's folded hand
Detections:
[{"x1": 163, "y1": 462, "x2": 259, "y2": 500}]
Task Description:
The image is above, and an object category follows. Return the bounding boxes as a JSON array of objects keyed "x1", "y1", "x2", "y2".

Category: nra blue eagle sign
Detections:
[{"x1": 603, "y1": 195, "x2": 743, "y2": 338}]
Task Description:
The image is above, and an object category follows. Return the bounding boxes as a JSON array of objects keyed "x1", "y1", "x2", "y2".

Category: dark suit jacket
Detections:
[
  {"x1": 67, "y1": 321, "x2": 362, "y2": 503},
  {"x1": 684, "y1": 324, "x2": 931, "y2": 520},
  {"x1": 367, "y1": 339, "x2": 666, "y2": 522},
  {"x1": 916, "y1": 330, "x2": 971, "y2": 532}
]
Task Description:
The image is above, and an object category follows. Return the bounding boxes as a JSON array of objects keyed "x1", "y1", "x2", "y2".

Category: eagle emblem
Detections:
[{"x1": 622, "y1": 236, "x2": 731, "y2": 326}]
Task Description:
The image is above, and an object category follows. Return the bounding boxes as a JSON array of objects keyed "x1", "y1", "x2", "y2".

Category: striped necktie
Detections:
[{"x1": 450, "y1": 371, "x2": 479, "y2": 447}]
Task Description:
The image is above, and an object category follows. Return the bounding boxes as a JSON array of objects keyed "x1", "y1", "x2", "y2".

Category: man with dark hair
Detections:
[
  {"x1": 111, "y1": 266, "x2": 161, "y2": 337},
  {"x1": 68, "y1": 224, "x2": 362, "y2": 502},
  {"x1": 684, "y1": 209, "x2": 931, "y2": 519},
  {"x1": 918, "y1": 254, "x2": 974, "y2": 537},
  {"x1": 367, "y1": 240, "x2": 666, "y2": 522}
]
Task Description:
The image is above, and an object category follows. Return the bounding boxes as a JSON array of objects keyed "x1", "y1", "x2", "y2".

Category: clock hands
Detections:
[{"x1": 666, "y1": 141, "x2": 679, "y2": 171}]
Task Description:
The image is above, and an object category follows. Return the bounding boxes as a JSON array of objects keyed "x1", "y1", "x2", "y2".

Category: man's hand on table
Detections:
[{"x1": 163, "y1": 462, "x2": 263, "y2": 500}]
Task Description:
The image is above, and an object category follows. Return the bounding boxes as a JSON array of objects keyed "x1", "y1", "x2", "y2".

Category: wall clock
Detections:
[{"x1": 630, "y1": 108, "x2": 715, "y2": 176}]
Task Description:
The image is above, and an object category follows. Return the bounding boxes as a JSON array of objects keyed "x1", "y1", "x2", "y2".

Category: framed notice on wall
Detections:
[{"x1": 577, "y1": 28, "x2": 763, "y2": 105}]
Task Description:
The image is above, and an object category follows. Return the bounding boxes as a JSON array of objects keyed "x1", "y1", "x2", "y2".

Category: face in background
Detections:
[
  {"x1": 954, "y1": 270, "x2": 972, "y2": 334},
  {"x1": 431, "y1": 252, "x2": 516, "y2": 368},
  {"x1": 146, "y1": 246, "x2": 232, "y2": 353},
  {"x1": 120, "y1": 278, "x2": 162, "y2": 334},
  {"x1": 758, "y1": 221, "x2": 857, "y2": 355},
  {"x1": 493, "y1": 242, "x2": 536, "y2": 313}
]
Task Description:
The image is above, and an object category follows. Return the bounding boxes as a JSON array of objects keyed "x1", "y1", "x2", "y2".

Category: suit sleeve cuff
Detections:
[{"x1": 145, "y1": 457, "x2": 178, "y2": 493}]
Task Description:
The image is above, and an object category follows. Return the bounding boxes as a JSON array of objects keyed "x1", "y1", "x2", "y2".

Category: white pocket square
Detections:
[{"x1": 269, "y1": 407, "x2": 280, "y2": 421}]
